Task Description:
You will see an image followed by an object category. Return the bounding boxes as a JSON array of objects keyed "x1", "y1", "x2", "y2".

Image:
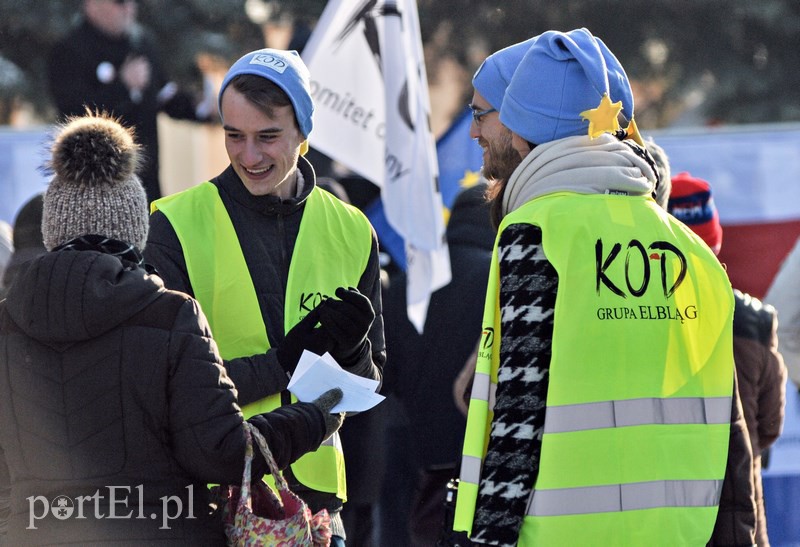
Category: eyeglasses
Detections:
[
  {"x1": 112, "y1": 0, "x2": 136, "y2": 5},
  {"x1": 470, "y1": 105, "x2": 497, "y2": 125}
]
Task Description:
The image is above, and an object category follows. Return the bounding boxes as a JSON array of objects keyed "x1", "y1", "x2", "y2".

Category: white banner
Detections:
[
  {"x1": 651, "y1": 123, "x2": 800, "y2": 225},
  {"x1": 303, "y1": 0, "x2": 450, "y2": 332},
  {"x1": 301, "y1": 2, "x2": 384, "y2": 183}
]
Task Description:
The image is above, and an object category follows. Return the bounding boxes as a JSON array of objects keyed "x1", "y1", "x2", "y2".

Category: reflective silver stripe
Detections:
[
  {"x1": 470, "y1": 371, "x2": 490, "y2": 402},
  {"x1": 459, "y1": 455, "x2": 483, "y2": 485},
  {"x1": 488, "y1": 381, "x2": 496, "y2": 411},
  {"x1": 544, "y1": 397, "x2": 731, "y2": 434},
  {"x1": 527, "y1": 479, "x2": 723, "y2": 516}
]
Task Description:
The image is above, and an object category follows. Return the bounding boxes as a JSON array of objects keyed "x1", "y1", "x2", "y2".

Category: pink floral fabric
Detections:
[{"x1": 219, "y1": 424, "x2": 332, "y2": 546}]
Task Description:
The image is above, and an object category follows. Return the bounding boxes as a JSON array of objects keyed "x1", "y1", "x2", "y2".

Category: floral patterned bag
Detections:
[{"x1": 217, "y1": 422, "x2": 332, "y2": 546}]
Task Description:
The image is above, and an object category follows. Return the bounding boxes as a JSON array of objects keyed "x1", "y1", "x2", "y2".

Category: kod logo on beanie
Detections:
[
  {"x1": 218, "y1": 48, "x2": 314, "y2": 138},
  {"x1": 249, "y1": 52, "x2": 289, "y2": 74}
]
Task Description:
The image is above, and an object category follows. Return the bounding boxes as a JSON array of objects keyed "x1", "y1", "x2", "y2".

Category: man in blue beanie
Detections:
[
  {"x1": 144, "y1": 48, "x2": 386, "y2": 546},
  {"x1": 470, "y1": 37, "x2": 537, "y2": 228},
  {"x1": 455, "y1": 29, "x2": 737, "y2": 545}
]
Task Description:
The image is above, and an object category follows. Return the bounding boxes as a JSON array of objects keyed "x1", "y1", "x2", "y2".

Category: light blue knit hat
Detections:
[
  {"x1": 218, "y1": 48, "x2": 314, "y2": 138},
  {"x1": 500, "y1": 28, "x2": 633, "y2": 145},
  {"x1": 472, "y1": 36, "x2": 538, "y2": 110}
]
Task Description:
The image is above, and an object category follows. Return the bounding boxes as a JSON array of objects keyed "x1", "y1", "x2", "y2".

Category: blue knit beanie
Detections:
[
  {"x1": 472, "y1": 36, "x2": 538, "y2": 110},
  {"x1": 500, "y1": 28, "x2": 633, "y2": 145},
  {"x1": 218, "y1": 48, "x2": 314, "y2": 138}
]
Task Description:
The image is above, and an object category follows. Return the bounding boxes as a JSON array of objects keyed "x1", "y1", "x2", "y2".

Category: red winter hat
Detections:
[{"x1": 667, "y1": 172, "x2": 723, "y2": 255}]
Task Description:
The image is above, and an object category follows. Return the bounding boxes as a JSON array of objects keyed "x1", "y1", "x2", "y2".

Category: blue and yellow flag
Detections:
[{"x1": 367, "y1": 106, "x2": 483, "y2": 270}]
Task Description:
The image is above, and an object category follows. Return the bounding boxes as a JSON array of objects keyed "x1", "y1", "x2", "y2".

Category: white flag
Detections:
[{"x1": 302, "y1": 0, "x2": 451, "y2": 332}]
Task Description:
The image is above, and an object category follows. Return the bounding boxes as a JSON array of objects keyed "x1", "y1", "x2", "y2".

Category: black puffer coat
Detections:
[{"x1": 0, "y1": 249, "x2": 327, "y2": 545}]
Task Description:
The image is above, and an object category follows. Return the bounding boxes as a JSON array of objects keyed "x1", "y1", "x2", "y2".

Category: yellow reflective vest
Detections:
[
  {"x1": 152, "y1": 181, "x2": 373, "y2": 500},
  {"x1": 455, "y1": 192, "x2": 734, "y2": 545}
]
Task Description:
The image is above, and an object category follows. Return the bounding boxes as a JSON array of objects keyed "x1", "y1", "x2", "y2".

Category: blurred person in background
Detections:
[
  {"x1": 0, "y1": 193, "x2": 45, "y2": 299},
  {"x1": 47, "y1": 0, "x2": 217, "y2": 203},
  {"x1": 378, "y1": 182, "x2": 494, "y2": 546},
  {"x1": 669, "y1": 171, "x2": 787, "y2": 546}
]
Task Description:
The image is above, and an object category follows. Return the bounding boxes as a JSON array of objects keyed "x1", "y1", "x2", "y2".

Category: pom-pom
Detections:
[{"x1": 49, "y1": 111, "x2": 141, "y2": 187}]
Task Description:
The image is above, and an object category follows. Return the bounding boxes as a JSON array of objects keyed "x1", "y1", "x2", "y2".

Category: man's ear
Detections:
[{"x1": 511, "y1": 132, "x2": 533, "y2": 159}]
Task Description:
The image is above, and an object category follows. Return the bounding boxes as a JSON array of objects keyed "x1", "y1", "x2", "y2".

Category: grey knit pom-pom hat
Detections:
[{"x1": 42, "y1": 112, "x2": 149, "y2": 251}]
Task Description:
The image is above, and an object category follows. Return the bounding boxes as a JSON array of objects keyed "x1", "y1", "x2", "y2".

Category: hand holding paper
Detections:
[{"x1": 287, "y1": 350, "x2": 384, "y2": 413}]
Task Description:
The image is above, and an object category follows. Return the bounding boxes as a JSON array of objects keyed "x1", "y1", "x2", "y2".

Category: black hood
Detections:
[{"x1": 4, "y1": 250, "x2": 163, "y2": 345}]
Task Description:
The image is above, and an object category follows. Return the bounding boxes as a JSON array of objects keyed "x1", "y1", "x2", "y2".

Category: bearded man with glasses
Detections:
[{"x1": 467, "y1": 38, "x2": 538, "y2": 229}]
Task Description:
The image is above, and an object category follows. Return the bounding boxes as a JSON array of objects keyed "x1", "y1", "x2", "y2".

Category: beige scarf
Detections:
[{"x1": 503, "y1": 133, "x2": 657, "y2": 216}]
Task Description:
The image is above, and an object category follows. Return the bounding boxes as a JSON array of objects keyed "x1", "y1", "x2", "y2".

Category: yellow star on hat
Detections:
[
  {"x1": 580, "y1": 93, "x2": 623, "y2": 139},
  {"x1": 623, "y1": 118, "x2": 645, "y2": 146}
]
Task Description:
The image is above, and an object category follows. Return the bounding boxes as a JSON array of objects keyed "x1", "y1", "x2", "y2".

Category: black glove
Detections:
[
  {"x1": 275, "y1": 307, "x2": 333, "y2": 375},
  {"x1": 317, "y1": 287, "x2": 375, "y2": 366},
  {"x1": 312, "y1": 387, "x2": 345, "y2": 441}
]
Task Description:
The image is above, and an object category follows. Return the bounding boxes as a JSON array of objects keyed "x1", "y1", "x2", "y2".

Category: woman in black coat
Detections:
[{"x1": 0, "y1": 112, "x2": 342, "y2": 545}]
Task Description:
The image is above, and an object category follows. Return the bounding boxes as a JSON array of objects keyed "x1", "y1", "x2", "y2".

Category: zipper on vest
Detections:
[{"x1": 278, "y1": 211, "x2": 289, "y2": 299}]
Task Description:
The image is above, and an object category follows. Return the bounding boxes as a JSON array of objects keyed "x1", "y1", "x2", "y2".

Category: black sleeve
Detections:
[
  {"x1": 145, "y1": 210, "x2": 291, "y2": 406},
  {"x1": 247, "y1": 402, "x2": 326, "y2": 472},
  {"x1": 222, "y1": 351, "x2": 291, "y2": 406},
  {"x1": 345, "y1": 229, "x2": 386, "y2": 390},
  {"x1": 166, "y1": 296, "x2": 325, "y2": 483},
  {"x1": 144, "y1": 210, "x2": 194, "y2": 296}
]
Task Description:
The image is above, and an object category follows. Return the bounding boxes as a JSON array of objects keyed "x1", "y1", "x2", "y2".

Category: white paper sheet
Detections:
[{"x1": 287, "y1": 350, "x2": 384, "y2": 413}]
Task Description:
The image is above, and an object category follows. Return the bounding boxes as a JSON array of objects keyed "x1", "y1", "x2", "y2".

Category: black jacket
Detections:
[
  {"x1": 47, "y1": 20, "x2": 200, "y2": 202},
  {"x1": 385, "y1": 184, "x2": 495, "y2": 469},
  {"x1": 0, "y1": 249, "x2": 327, "y2": 545}
]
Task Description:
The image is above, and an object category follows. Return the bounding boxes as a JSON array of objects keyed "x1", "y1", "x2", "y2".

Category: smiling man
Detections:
[
  {"x1": 469, "y1": 37, "x2": 537, "y2": 228},
  {"x1": 144, "y1": 48, "x2": 385, "y2": 546}
]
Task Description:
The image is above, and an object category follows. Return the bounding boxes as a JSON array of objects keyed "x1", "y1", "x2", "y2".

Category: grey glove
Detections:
[{"x1": 312, "y1": 387, "x2": 345, "y2": 441}]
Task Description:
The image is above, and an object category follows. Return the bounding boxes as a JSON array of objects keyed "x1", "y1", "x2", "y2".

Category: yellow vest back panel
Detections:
[{"x1": 456, "y1": 193, "x2": 734, "y2": 545}]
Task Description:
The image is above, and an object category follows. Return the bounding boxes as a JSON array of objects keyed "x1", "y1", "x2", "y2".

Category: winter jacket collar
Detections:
[
  {"x1": 503, "y1": 133, "x2": 657, "y2": 216},
  {"x1": 54, "y1": 234, "x2": 154, "y2": 273},
  {"x1": 4, "y1": 248, "x2": 163, "y2": 345},
  {"x1": 217, "y1": 156, "x2": 317, "y2": 216}
]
